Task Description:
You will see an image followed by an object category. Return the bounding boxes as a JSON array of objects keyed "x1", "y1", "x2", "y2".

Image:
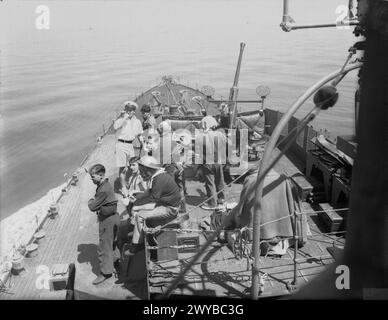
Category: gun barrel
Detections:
[{"x1": 229, "y1": 42, "x2": 246, "y2": 128}]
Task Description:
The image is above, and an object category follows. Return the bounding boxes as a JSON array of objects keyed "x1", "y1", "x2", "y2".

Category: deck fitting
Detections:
[{"x1": 286, "y1": 281, "x2": 298, "y2": 292}]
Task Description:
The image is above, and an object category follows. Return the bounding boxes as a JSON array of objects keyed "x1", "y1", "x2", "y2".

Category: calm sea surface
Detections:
[{"x1": 1, "y1": 0, "x2": 359, "y2": 220}]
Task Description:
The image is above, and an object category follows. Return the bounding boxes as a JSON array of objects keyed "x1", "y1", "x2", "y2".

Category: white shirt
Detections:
[{"x1": 114, "y1": 116, "x2": 143, "y2": 141}]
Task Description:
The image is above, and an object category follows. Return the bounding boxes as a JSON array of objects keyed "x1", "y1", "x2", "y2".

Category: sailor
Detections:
[
  {"x1": 124, "y1": 156, "x2": 182, "y2": 254},
  {"x1": 87, "y1": 164, "x2": 120, "y2": 285},
  {"x1": 219, "y1": 102, "x2": 230, "y2": 128},
  {"x1": 113, "y1": 101, "x2": 144, "y2": 176},
  {"x1": 154, "y1": 120, "x2": 187, "y2": 212},
  {"x1": 195, "y1": 116, "x2": 227, "y2": 210},
  {"x1": 120, "y1": 156, "x2": 146, "y2": 203},
  {"x1": 140, "y1": 103, "x2": 157, "y2": 136}
]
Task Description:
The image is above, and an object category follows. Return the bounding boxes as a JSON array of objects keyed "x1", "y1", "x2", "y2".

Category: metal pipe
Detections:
[
  {"x1": 283, "y1": 0, "x2": 289, "y2": 23},
  {"x1": 292, "y1": 212, "x2": 299, "y2": 287},
  {"x1": 209, "y1": 99, "x2": 262, "y2": 104},
  {"x1": 292, "y1": 22, "x2": 359, "y2": 30},
  {"x1": 348, "y1": 0, "x2": 355, "y2": 19},
  {"x1": 250, "y1": 62, "x2": 362, "y2": 300}
]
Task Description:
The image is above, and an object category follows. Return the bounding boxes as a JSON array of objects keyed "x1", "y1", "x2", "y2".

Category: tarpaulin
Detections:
[{"x1": 225, "y1": 169, "x2": 308, "y2": 246}]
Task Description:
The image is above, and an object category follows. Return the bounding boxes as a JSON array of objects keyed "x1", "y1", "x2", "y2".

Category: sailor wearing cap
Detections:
[
  {"x1": 113, "y1": 101, "x2": 144, "y2": 176},
  {"x1": 124, "y1": 155, "x2": 182, "y2": 254}
]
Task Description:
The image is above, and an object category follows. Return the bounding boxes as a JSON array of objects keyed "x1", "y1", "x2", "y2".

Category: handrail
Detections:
[{"x1": 280, "y1": 0, "x2": 359, "y2": 32}]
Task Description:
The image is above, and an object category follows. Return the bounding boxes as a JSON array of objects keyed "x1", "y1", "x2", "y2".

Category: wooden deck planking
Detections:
[
  {"x1": 0, "y1": 181, "x2": 82, "y2": 299},
  {"x1": 0, "y1": 138, "x2": 112, "y2": 300}
]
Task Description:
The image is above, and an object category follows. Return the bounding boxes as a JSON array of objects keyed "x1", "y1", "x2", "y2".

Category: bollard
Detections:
[
  {"x1": 11, "y1": 254, "x2": 24, "y2": 275},
  {"x1": 71, "y1": 173, "x2": 78, "y2": 186},
  {"x1": 25, "y1": 243, "x2": 38, "y2": 258},
  {"x1": 34, "y1": 230, "x2": 46, "y2": 244},
  {"x1": 49, "y1": 203, "x2": 58, "y2": 219},
  {"x1": 97, "y1": 136, "x2": 103, "y2": 145}
]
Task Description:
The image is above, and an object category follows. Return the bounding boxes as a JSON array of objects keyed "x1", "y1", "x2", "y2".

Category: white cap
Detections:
[{"x1": 123, "y1": 100, "x2": 139, "y2": 111}]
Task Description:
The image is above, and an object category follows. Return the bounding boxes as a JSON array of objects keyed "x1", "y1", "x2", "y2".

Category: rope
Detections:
[
  {"x1": 147, "y1": 244, "x2": 199, "y2": 250},
  {"x1": 296, "y1": 208, "x2": 349, "y2": 215},
  {"x1": 150, "y1": 255, "x2": 248, "y2": 268},
  {"x1": 259, "y1": 214, "x2": 294, "y2": 228},
  {"x1": 145, "y1": 217, "x2": 347, "y2": 236},
  {"x1": 309, "y1": 227, "x2": 346, "y2": 244},
  {"x1": 0, "y1": 277, "x2": 13, "y2": 295},
  {"x1": 331, "y1": 51, "x2": 355, "y2": 87},
  {"x1": 307, "y1": 237, "x2": 345, "y2": 246}
]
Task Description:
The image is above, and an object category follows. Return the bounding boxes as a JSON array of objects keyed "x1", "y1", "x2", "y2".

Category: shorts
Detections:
[{"x1": 115, "y1": 141, "x2": 135, "y2": 168}]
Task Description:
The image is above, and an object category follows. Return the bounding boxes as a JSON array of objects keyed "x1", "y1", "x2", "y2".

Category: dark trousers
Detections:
[
  {"x1": 201, "y1": 164, "x2": 225, "y2": 206},
  {"x1": 165, "y1": 163, "x2": 187, "y2": 212},
  {"x1": 98, "y1": 213, "x2": 120, "y2": 275}
]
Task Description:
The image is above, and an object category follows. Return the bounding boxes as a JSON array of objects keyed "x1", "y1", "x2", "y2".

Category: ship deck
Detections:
[{"x1": 0, "y1": 134, "x2": 345, "y2": 300}]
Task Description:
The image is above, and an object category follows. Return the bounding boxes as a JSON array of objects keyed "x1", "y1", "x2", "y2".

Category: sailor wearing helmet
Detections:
[
  {"x1": 113, "y1": 101, "x2": 144, "y2": 177},
  {"x1": 124, "y1": 155, "x2": 182, "y2": 255},
  {"x1": 154, "y1": 120, "x2": 187, "y2": 212}
]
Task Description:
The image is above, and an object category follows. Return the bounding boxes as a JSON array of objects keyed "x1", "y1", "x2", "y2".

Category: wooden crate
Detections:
[
  {"x1": 177, "y1": 233, "x2": 200, "y2": 253},
  {"x1": 291, "y1": 174, "x2": 313, "y2": 201},
  {"x1": 155, "y1": 226, "x2": 179, "y2": 262},
  {"x1": 49, "y1": 264, "x2": 69, "y2": 291}
]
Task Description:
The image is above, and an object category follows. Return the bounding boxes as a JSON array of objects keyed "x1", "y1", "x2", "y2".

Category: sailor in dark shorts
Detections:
[{"x1": 87, "y1": 164, "x2": 120, "y2": 285}]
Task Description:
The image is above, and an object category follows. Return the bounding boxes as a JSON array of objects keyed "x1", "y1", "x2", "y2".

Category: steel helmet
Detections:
[
  {"x1": 138, "y1": 155, "x2": 162, "y2": 170},
  {"x1": 157, "y1": 120, "x2": 172, "y2": 134},
  {"x1": 200, "y1": 115, "x2": 218, "y2": 131}
]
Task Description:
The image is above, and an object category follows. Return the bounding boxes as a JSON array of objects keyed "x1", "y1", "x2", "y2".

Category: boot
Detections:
[{"x1": 92, "y1": 273, "x2": 112, "y2": 285}]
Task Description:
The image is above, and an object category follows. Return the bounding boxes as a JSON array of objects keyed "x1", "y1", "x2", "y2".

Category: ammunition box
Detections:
[
  {"x1": 177, "y1": 233, "x2": 200, "y2": 253},
  {"x1": 317, "y1": 203, "x2": 343, "y2": 233}
]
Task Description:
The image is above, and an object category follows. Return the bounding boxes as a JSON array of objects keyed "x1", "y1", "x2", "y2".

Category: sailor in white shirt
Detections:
[{"x1": 113, "y1": 101, "x2": 144, "y2": 175}]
